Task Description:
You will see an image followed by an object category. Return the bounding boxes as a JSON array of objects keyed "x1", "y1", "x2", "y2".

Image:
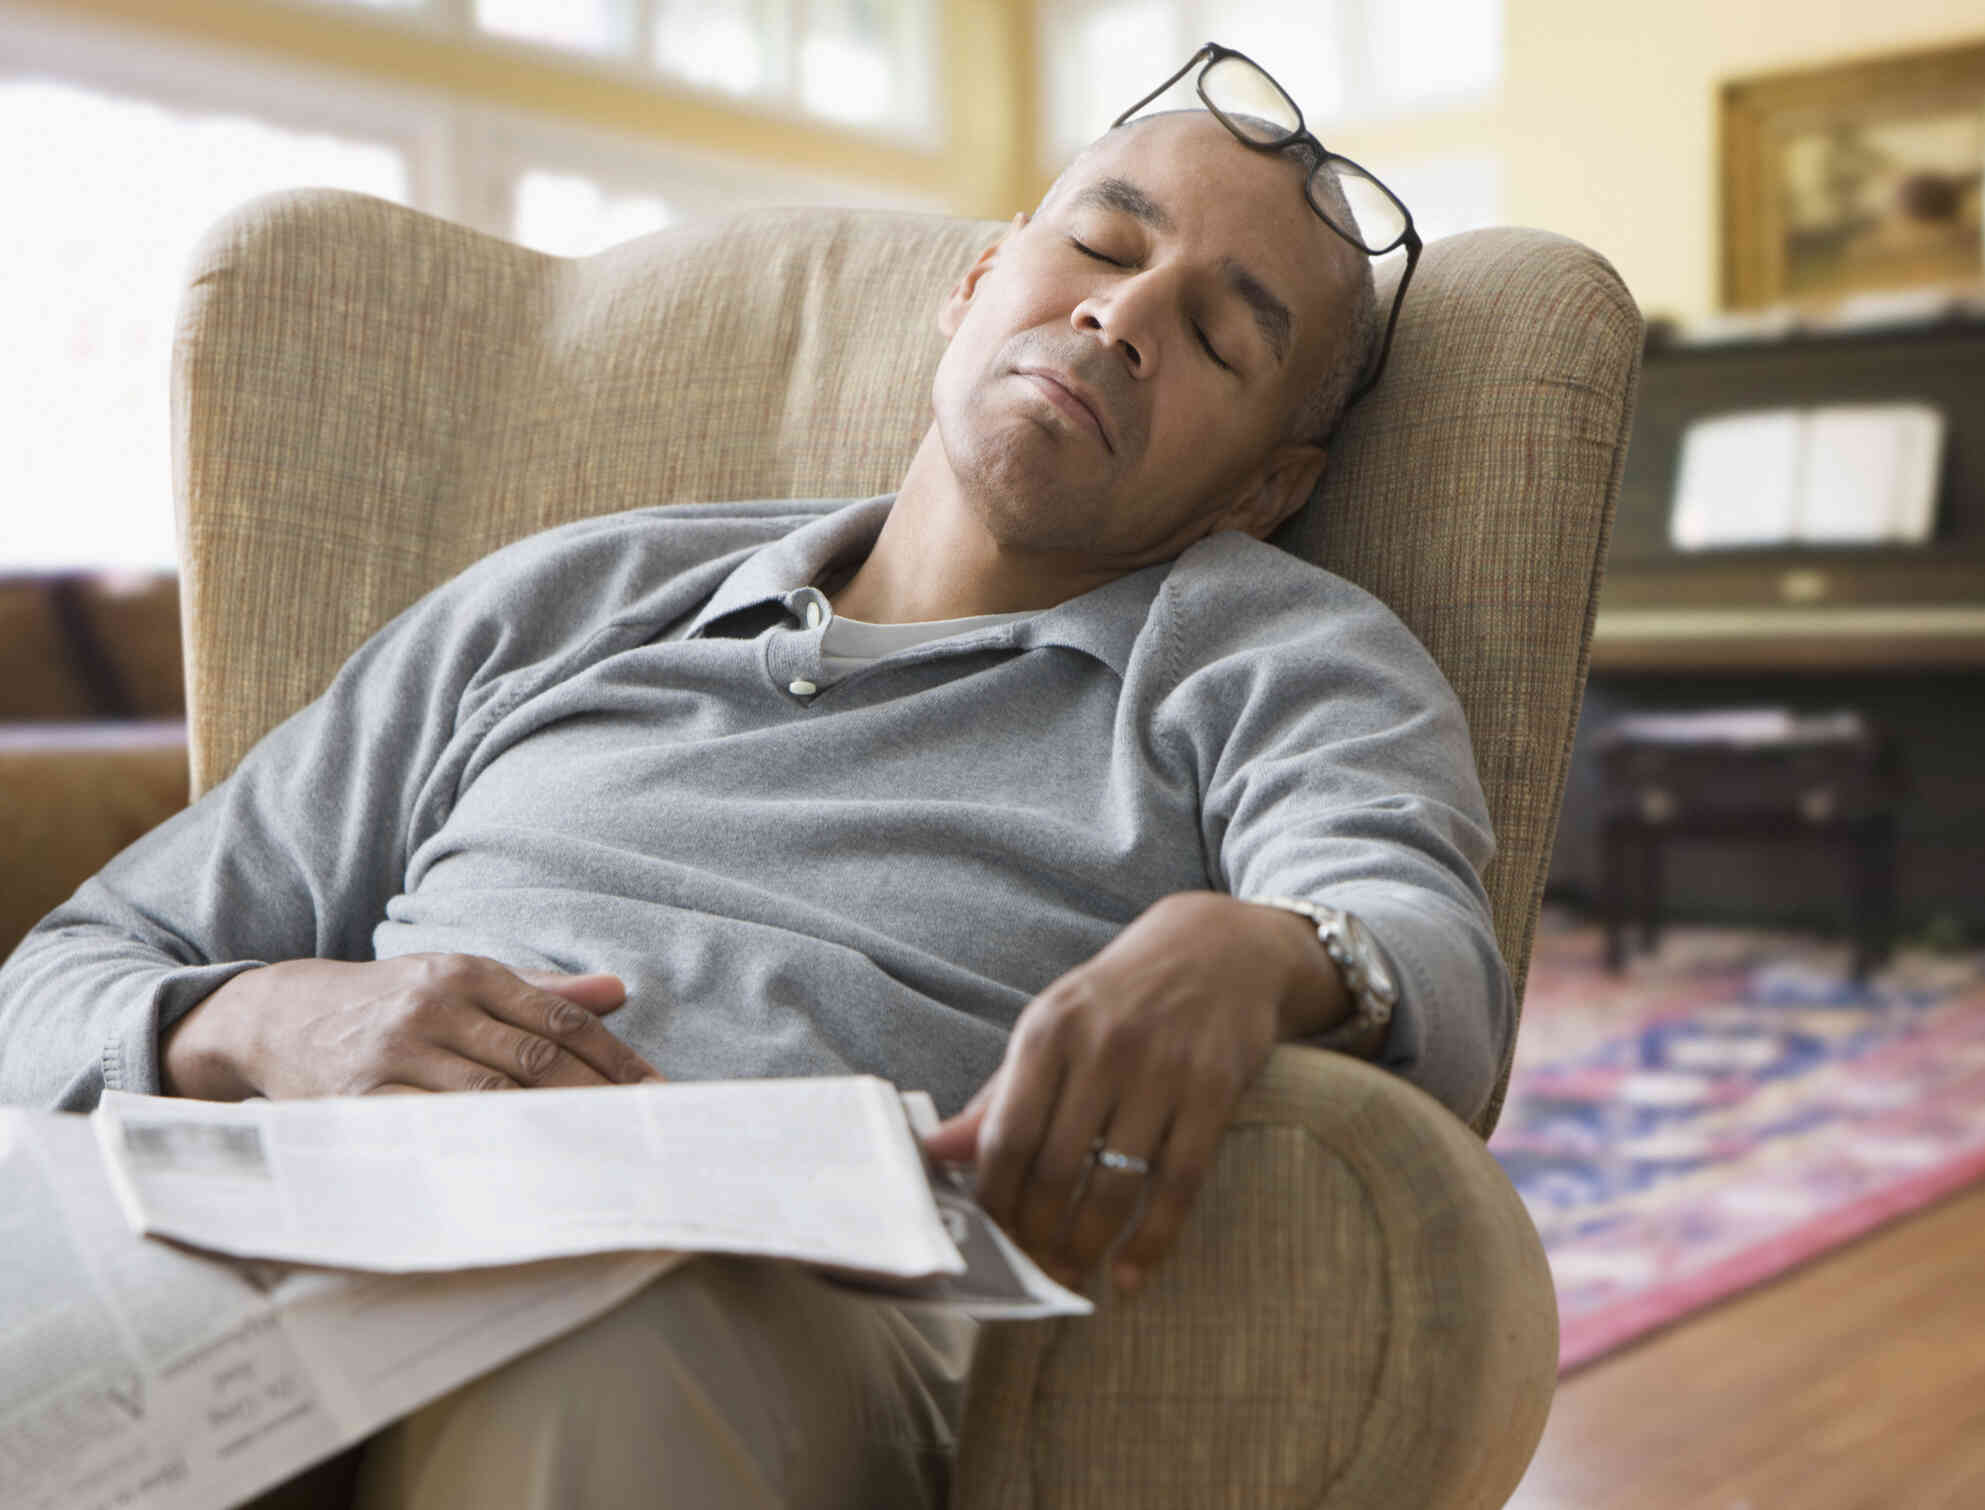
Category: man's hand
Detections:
[
  {"x1": 162, "y1": 954, "x2": 662, "y2": 1100},
  {"x1": 921, "y1": 892, "x2": 1344, "y2": 1295}
]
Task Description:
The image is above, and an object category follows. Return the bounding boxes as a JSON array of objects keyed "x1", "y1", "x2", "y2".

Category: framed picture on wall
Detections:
[{"x1": 1721, "y1": 39, "x2": 1985, "y2": 310}]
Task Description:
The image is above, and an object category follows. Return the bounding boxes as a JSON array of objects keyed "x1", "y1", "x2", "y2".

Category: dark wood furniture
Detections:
[
  {"x1": 1547, "y1": 311, "x2": 1985, "y2": 937},
  {"x1": 1592, "y1": 311, "x2": 1985, "y2": 673},
  {"x1": 1598, "y1": 725, "x2": 1902, "y2": 978}
]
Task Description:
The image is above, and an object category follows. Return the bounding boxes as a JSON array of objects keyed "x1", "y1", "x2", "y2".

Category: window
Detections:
[
  {"x1": 1042, "y1": 1, "x2": 1182, "y2": 174},
  {"x1": 796, "y1": 0, "x2": 931, "y2": 131},
  {"x1": 1037, "y1": 0, "x2": 1504, "y2": 252},
  {"x1": 1378, "y1": 150, "x2": 1503, "y2": 244},
  {"x1": 475, "y1": 0, "x2": 641, "y2": 57},
  {"x1": 652, "y1": 0, "x2": 782, "y2": 97},
  {"x1": 1362, "y1": 0, "x2": 1501, "y2": 112},
  {"x1": 1042, "y1": 0, "x2": 1502, "y2": 159},
  {"x1": 1, "y1": 11, "x2": 938, "y2": 570},
  {"x1": 305, "y1": 0, "x2": 937, "y2": 137},
  {"x1": 0, "y1": 56, "x2": 415, "y2": 570},
  {"x1": 511, "y1": 171, "x2": 674, "y2": 257}
]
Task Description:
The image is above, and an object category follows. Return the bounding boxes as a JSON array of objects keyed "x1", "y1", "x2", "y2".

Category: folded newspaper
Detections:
[{"x1": 2, "y1": 1078, "x2": 1087, "y2": 1510}]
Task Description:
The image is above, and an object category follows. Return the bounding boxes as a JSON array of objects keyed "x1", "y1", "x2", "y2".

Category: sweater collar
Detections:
[{"x1": 681, "y1": 495, "x2": 1169, "y2": 680}]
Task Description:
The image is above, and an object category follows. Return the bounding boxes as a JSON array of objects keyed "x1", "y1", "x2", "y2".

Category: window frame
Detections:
[
  {"x1": 263, "y1": 0, "x2": 942, "y2": 144},
  {"x1": 2, "y1": 3, "x2": 442, "y2": 202}
]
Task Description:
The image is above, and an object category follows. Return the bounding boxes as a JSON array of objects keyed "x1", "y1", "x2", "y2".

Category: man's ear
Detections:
[
  {"x1": 1216, "y1": 440, "x2": 1329, "y2": 540},
  {"x1": 938, "y1": 212, "x2": 1028, "y2": 338}
]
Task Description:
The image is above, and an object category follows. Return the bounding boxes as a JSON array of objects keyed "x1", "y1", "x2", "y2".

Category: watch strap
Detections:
[{"x1": 1245, "y1": 895, "x2": 1398, "y2": 1049}]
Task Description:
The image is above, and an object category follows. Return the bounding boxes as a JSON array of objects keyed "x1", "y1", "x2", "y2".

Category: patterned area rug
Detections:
[{"x1": 1490, "y1": 916, "x2": 1985, "y2": 1372}]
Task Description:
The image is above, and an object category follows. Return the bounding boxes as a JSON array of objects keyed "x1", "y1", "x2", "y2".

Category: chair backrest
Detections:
[{"x1": 173, "y1": 192, "x2": 1641, "y2": 1134}]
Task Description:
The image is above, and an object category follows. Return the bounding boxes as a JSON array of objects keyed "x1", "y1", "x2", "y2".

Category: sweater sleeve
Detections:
[
  {"x1": 1154, "y1": 535, "x2": 1513, "y2": 1127},
  {"x1": 0, "y1": 512, "x2": 703, "y2": 1111}
]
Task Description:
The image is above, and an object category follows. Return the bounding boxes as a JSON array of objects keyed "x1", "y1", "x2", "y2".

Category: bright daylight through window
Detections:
[
  {"x1": 1, "y1": 0, "x2": 936, "y2": 570},
  {"x1": 473, "y1": 0, "x2": 929, "y2": 132},
  {"x1": 0, "y1": 80, "x2": 408, "y2": 570},
  {"x1": 1042, "y1": 0, "x2": 1503, "y2": 243}
]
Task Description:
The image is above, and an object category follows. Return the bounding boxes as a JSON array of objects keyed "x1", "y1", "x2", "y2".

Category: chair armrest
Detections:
[
  {"x1": 952, "y1": 1044, "x2": 1556, "y2": 1510},
  {"x1": 0, "y1": 723, "x2": 190, "y2": 956}
]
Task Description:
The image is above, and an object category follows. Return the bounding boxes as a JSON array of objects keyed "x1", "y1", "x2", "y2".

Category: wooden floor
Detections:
[{"x1": 1508, "y1": 1178, "x2": 1985, "y2": 1510}]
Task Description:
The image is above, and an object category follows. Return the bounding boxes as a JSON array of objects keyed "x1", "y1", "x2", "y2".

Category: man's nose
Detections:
[{"x1": 1071, "y1": 274, "x2": 1171, "y2": 377}]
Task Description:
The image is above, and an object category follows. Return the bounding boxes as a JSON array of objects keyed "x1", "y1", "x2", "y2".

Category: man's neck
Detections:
[{"x1": 828, "y1": 428, "x2": 1119, "y2": 624}]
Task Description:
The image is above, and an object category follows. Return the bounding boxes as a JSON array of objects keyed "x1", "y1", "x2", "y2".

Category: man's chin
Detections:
[{"x1": 967, "y1": 484, "x2": 1107, "y2": 558}]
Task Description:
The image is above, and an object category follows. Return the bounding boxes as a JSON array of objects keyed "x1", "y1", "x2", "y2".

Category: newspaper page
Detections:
[
  {"x1": 95, "y1": 1077, "x2": 964, "y2": 1281},
  {"x1": 0, "y1": 1109, "x2": 679, "y2": 1510},
  {"x1": 819, "y1": 1091, "x2": 1093, "y2": 1319}
]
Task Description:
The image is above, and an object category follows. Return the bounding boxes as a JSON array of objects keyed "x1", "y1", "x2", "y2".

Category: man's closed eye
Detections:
[{"x1": 1070, "y1": 238, "x2": 1236, "y2": 373}]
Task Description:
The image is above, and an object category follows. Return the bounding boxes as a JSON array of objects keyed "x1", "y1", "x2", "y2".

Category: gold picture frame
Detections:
[{"x1": 1722, "y1": 39, "x2": 1985, "y2": 310}]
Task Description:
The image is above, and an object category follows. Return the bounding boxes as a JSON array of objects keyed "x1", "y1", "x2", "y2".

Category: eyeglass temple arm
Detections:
[
  {"x1": 1347, "y1": 232, "x2": 1422, "y2": 408},
  {"x1": 1109, "y1": 44, "x2": 1218, "y2": 130}
]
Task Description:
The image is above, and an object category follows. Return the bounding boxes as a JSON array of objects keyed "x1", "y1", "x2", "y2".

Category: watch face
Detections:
[{"x1": 1346, "y1": 916, "x2": 1398, "y2": 1003}]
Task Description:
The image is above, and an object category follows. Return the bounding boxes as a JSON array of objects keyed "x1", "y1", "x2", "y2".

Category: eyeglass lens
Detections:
[
  {"x1": 1326, "y1": 166, "x2": 1410, "y2": 255},
  {"x1": 1200, "y1": 55, "x2": 1299, "y2": 138},
  {"x1": 1199, "y1": 54, "x2": 1408, "y2": 254}
]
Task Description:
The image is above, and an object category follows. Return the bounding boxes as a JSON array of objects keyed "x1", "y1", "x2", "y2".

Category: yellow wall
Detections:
[{"x1": 1328, "y1": 2, "x2": 1985, "y2": 322}]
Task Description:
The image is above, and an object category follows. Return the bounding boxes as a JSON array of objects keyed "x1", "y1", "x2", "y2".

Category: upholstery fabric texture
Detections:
[
  {"x1": 172, "y1": 192, "x2": 1641, "y2": 1509},
  {"x1": 174, "y1": 196, "x2": 1639, "y2": 1134}
]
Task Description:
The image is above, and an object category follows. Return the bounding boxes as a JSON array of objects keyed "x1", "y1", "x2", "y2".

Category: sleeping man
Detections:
[{"x1": 0, "y1": 45, "x2": 1507, "y2": 1510}]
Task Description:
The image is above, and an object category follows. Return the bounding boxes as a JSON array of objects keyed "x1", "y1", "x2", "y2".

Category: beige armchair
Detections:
[{"x1": 175, "y1": 193, "x2": 1640, "y2": 1508}]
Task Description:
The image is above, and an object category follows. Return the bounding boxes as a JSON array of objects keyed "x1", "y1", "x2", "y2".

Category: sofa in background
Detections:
[{"x1": 0, "y1": 572, "x2": 190, "y2": 956}]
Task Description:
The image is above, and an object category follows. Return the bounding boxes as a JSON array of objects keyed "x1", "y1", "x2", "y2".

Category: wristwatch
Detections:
[{"x1": 1247, "y1": 896, "x2": 1400, "y2": 1049}]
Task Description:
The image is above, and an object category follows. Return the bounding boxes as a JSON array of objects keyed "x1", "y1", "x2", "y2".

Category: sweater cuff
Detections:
[
  {"x1": 1305, "y1": 884, "x2": 1510, "y2": 1127},
  {"x1": 107, "y1": 961, "x2": 270, "y2": 1100}
]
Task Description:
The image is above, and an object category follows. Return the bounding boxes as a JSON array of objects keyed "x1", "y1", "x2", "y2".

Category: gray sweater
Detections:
[{"x1": 0, "y1": 497, "x2": 1510, "y2": 1122}]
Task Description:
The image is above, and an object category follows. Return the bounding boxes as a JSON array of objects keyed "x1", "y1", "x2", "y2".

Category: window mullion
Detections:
[
  {"x1": 1343, "y1": 0, "x2": 1374, "y2": 119},
  {"x1": 634, "y1": 0, "x2": 659, "y2": 71},
  {"x1": 432, "y1": 0, "x2": 475, "y2": 36},
  {"x1": 782, "y1": 0, "x2": 802, "y2": 105},
  {"x1": 424, "y1": 100, "x2": 470, "y2": 231}
]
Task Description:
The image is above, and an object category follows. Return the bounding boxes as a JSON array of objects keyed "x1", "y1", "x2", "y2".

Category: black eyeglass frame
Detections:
[{"x1": 1111, "y1": 41, "x2": 1422, "y2": 408}]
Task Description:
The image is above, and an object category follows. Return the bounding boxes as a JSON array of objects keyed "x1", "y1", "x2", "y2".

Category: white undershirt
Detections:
[{"x1": 812, "y1": 597, "x2": 1038, "y2": 684}]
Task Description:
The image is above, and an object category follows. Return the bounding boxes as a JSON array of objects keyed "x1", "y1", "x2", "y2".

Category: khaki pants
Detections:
[{"x1": 348, "y1": 1256, "x2": 978, "y2": 1510}]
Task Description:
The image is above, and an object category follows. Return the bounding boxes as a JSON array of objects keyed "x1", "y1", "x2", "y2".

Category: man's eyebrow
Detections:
[
  {"x1": 1067, "y1": 175, "x2": 1293, "y2": 365},
  {"x1": 1219, "y1": 257, "x2": 1293, "y2": 366},
  {"x1": 1068, "y1": 176, "x2": 1176, "y2": 234}
]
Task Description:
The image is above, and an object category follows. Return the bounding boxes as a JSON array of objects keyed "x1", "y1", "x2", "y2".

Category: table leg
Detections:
[
  {"x1": 1603, "y1": 819, "x2": 1631, "y2": 973},
  {"x1": 1639, "y1": 831, "x2": 1663, "y2": 955}
]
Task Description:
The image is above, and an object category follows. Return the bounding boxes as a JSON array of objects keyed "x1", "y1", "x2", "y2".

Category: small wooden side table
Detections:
[{"x1": 1598, "y1": 718, "x2": 1902, "y2": 980}]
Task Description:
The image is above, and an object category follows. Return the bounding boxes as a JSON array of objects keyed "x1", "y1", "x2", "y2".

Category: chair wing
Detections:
[
  {"x1": 1278, "y1": 229, "x2": 1642, "y2": 1129},
  {"x1": 174, "y1": 194, "x2": 998, "y2": 794}
]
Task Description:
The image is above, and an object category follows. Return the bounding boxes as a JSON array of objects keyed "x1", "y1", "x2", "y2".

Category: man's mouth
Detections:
[{"x1": 1017, "y1": 368, "x2": 1115, "y2": 453}]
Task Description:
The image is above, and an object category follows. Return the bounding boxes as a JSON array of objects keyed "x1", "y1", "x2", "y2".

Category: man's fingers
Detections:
[
  {"x1": 1057, "y1": 1094, "x2": 1172, "y2": 1279},
  {"x1": 432, "y1": 998, "x2": 597, "y2": 1088},
  {"x1": 475, "y1": 967, "x2": 659, "y2": 1086},
  {"x1": 1010, "y1": 1070, "x2": 1116, "y2": 1264},
  {"x1": 969, "y1": 1039, "x2": 1065, "y2": 1232},
  {"x1": 921, "y1": 1082, "x2": 992, "y2": 1164},
  {"x1": 1107, "y1": 1097, "x2": 1229, "y2": 1289},
  {"x1": 365, "y1": 1047, "x2": 522, "y2": 1095},
  {"x1": 513, "y1": 969, "x2": 627, "y2": 1011}
]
